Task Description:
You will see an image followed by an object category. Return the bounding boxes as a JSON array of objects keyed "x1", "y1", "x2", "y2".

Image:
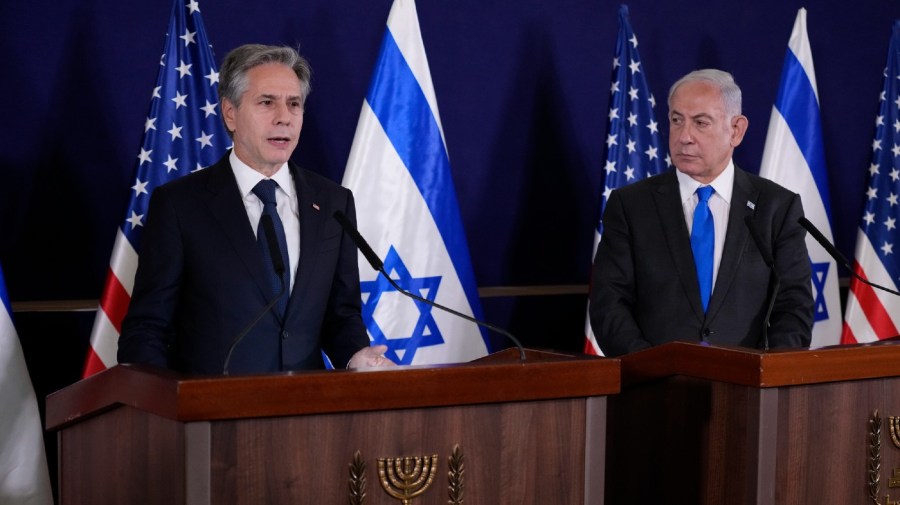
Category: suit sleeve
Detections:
[
  {"x1": 589, "y1": 189, "x2": 653, "y2": 357},
  {"x1": 320, "y1": 191, "x2": 370, "y2": 366},
  {"x1": 767, "y1": 192, "x2": 814, "y2": 348},
  {"x1": 117, "y1": 187, "x2": 183, "y2": 368}
]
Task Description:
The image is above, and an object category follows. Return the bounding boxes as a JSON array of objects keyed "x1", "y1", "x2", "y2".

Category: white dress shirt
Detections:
[{"x1": 676, "y1": 160, "x2": 735, "y2": 289}]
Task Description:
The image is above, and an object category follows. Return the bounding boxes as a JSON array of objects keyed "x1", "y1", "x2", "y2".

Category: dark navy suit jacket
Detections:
[
  {"x1": 589, "y1": 167, "x2": 814, "y2": 357},
  {"x1": 118, "y1": 153, "x2": 369, "y2": 374}
]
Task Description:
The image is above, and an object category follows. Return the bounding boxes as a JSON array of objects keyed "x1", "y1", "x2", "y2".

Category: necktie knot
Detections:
[
  {"x1": 252, "y1": 179, "x2": 279, "y2": 206},
  {"x1": 696, "y1": 185, "x2": 715, "y2": 203}
]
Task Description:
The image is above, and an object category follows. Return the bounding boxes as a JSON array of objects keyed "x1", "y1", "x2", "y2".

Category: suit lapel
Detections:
[
  {"x1": 652, "y1": 171, "x2": 706, "y2": 321},
  {"x1": 203, "y1": 158, "x2": 274, "y2": 301},
  {"x1": 286, "y1": 163, "x2": 324, "y2": 315},
  {"x1": 706, "y1": 167, "x2": 759, "y2": 319}
]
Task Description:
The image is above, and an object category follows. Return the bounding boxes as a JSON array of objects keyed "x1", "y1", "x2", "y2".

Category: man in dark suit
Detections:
[
  {"x1": 589, "y1": 69, "x2": 814, "y2": 357},
  {"x1": 118, "y1": 44, "x2": 392, "y2": 374}
]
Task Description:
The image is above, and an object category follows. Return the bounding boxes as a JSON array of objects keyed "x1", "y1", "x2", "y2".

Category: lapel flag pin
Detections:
[
  {"x1": 746, "y1": 201, "x2": 756, "y2": 210},
  {"x1": 312, "y1": 203, "x2": 320, "y2": 211}
]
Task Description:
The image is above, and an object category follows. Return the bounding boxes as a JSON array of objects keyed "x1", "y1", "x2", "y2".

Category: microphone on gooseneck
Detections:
[
  {"x1": 744, "y1": 215, "x2": 779, "y2": 351},
  {"x1": 798, "y1": 216, "x2": 900, "y2": 297},
  {"x1": 223, "y1": 215, "x2": 287, "y2": 375},
  {"x1": 333, "y1": 210, "x2": 527, "y2": 362}
]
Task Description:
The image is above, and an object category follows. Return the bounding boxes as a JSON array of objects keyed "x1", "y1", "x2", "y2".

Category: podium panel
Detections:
[
  {"x1": 606, "y1": 341, "x2": 900, "y2": 505},
  {"x1": 48, "y1": 349, "x2": 619, "y2": 505}
]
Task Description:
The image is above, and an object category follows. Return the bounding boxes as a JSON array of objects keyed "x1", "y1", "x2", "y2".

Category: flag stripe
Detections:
[
  {"x1": 774, "y1": 49, "x2": 831, "y2": 219},
  {"x1": 109, "y1": 229, "x2": 139, "y2": 295},
  {"x1": 844, "y1": 229, "x2": 900, "y2": 342},
  {"x1": 367, "y1": 27, "x2": 483, "y2": 321},
  {"x1": 81, "y1": 347, "x2": 107, "y2": 377},
  {"x1": 0, "y1": 263, "x2": 53, "y2": 505},
  {"x1": 99, "y1": 267, "x2": 130, "y2": 332},
  {"x1": 583, "y1": 5, "x2": 666, "y2": 355},
  {"x1": 343, "y1": 0, "x2": 489, "y2": 365},
  {"x1": 84, "y1": 0, "x2": 229, "y2": 377},
  {"x1": 0, "y1": 271, "x2": 9, "y2": 316},
  {"x1": 760, "y1": 8, "x2": 840, "y2": 346},
  {"x1": 367, "y1": 31, "x2": 449, "y2": 223},
  {"x1": 842, "y1": 20, "x2": 900, "y2": 344},
  {"x1": 848, "y1": 262, "x2": 900, "y2": 339}
]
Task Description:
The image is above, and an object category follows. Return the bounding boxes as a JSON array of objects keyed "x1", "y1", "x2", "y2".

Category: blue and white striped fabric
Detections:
[
  {"x1": 342, "y1": 0, "x2": 490, "y2": 365},
  {"x1": 0, "y1": 264, "x2": 52, "y2": 505},
  {"x1": 760, "y1": 8, "x2": 840, "y2": 347}
]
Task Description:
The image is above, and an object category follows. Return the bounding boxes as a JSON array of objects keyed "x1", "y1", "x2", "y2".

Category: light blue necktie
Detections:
[
  {"x1": 691, "y1": 186, "x2": 715, "y2": 312},
  {"x1": 252, "y1": 179, "x2": 290, "y2": 317}
]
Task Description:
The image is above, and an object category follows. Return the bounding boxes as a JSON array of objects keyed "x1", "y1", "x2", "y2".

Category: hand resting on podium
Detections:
[{"x1": 348, "y1": 344, "x2": 397, "y2": 370}]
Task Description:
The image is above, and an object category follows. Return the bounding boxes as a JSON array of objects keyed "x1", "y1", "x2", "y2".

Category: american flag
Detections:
[
  {"x1": 842, "y1": 20, "x2": 900, "y2": 344},
  {"x1": 584, "y1": 4, "x2": 667, "y2": 355},
  {"x1": 82, "y1": 0, "x2": 229, "y2": 376}
]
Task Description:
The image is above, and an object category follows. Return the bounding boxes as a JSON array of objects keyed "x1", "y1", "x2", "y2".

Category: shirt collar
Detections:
[
  {"x1": 676, "y1": 159, "x2": 735, "y2": 205},
  {"x1": 230, "y1": 150, "x2": 294, "y2": 199}
]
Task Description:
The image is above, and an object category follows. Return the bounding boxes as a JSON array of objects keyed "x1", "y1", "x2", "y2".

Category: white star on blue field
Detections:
[{"x1": 360, "y1": 246, "x2": 445, "y2": 364}]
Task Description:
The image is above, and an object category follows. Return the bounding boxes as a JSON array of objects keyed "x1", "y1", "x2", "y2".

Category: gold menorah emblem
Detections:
[
  {"x1": 889, "y1": 416, "x2": 900, "y2": 450},
  {"x1": 377, "y1": 454, "x2": 438, "y2": 505}
]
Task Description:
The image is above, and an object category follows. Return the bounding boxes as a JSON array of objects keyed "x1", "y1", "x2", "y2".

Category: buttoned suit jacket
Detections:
[
  {"x1": 589, "y1": 167, "x2": 814, "y2": 357},
  {"x1": 118, "y1": 153, "x2": 369, "y2": 374}
]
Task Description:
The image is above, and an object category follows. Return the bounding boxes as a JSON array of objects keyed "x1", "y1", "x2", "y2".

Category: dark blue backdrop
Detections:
[{"x1": 2, "y1": 0, "x2": 900, "y2": 376}]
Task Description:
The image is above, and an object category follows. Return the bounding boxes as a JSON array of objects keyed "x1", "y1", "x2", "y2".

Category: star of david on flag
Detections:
[
  {"x1": 843, "y1": 20, "x2": 900, "y2": 344},
  {"x1": 584, "y1": 4, "x2": 666, "y2": 356},
  {"x1": 361, "y1": 247, "x2": 445, "y2": 364},
  {"x1": 759, "y1": 8, "x2": 841, "y2": 347},
  {"x1": 342, "y1": 0, "x2": 491, "y2": 365},
  {"x1": 83, "y1": 0, "x2": 230, "y2": 376}
]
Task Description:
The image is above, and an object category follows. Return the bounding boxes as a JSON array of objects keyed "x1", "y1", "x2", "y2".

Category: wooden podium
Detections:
[
  {"x1": 605, "y1": 340, "x2": 900, "y2": 505},
  {"x1": 46, "y1": 349, "x2": 619, "y2": 505}
]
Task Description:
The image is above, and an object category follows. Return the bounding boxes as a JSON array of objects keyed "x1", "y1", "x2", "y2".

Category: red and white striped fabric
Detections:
[
  {"x1": 583, "y1": 6, "x2": 665, "y2": 356},
  {"x1": 843, "y1": 231, "x2": 900, "y2": 343},
  {"x1": 82, "y1": 0, "x2": 229, "y2": 376},
  {"x1": 83, "y1": 231, "x2": 137, "y2": 375},
  {"x1": 841, "y1": 21, "x2": 900, "y2": 345}
]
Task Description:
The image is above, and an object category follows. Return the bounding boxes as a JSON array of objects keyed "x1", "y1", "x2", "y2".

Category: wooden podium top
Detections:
[
  {"x1": 46, "y1": 348, "x2": 619, "y2": 430},
  {"x1": 620, "y1": 339, "x2": 900, "y2": 388}
]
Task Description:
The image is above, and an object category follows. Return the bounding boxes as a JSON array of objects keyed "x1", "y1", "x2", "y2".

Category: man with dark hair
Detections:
[
  {"x1": 589, "y1": 69, "x2": 814, "y2": 357},
  {"x1": 119, "y1": 44, "x2": 391, "y2": 374}
]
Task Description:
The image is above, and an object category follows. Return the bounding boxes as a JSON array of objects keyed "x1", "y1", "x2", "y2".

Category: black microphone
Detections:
[
  {"x1": 799, "y1": 216, "x2": 900, "y2": 297},
  {"x1": 744, "y1": 215, "x2": 779, "y2": 351},
  {"x1": 223, "y1": 215, "x2": 287, "y2": 375},
  {"x1": 333, "y1": 210, "x2": 527, "y2": 362},
  {"x1": 333, "y1": 211, "x2": 384, "y2": 271}
]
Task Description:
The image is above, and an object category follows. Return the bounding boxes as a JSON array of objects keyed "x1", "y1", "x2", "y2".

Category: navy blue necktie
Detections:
[
  {"x1": 252, "y1": 179, "x2": 290, "y2": 317},
  {"x1": 691, "y1": 186, "x2": 715, "y2": 312}
]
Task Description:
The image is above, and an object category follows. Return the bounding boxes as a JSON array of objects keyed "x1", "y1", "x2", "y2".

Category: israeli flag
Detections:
[
  {"x1": 760, "y1": 8, "x2": 841, "y2": 346},
  {"x1": 0, "y1": 263, "x2": 53, "y2": 505},
  {"x1": 342, "y1": 0, "x2": 491, "y2": 365}
]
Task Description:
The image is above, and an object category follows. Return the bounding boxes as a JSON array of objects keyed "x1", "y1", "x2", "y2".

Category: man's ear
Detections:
[
  {"x1": 730, "y1": 115, "x2": 749, "y2": 147},
  {"x1": 221, "y1": 98, "x2": 236, "y2": 133}
]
